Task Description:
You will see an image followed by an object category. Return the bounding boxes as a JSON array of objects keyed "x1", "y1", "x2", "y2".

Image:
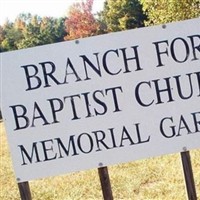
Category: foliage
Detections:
[
  {"x1": 140, "y1": 0, "x2": 200, "y2": 26},
  {"x1": 0, "y1": 13, "x2": 66, "y2": 52},
  {"x1": 16, "y1": 14, "x2": 66, "y2": 49},
  {"x1": 0, "y1": 0, "x2": 199, "y2": 52},
  {"x1": 0, "y1": 21, "x2": 23, "y2": 52},
  {"x1": 100, "y1": 0, "x2": 147, "y2": 32},
  {"x1": 64, "y1": 0, "x2": 99, "y2": 40}
]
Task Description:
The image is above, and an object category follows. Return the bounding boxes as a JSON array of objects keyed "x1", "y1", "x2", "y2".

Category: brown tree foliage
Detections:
[{"x1": 64, "y1": 0, "x2": 99, "y2": 40}]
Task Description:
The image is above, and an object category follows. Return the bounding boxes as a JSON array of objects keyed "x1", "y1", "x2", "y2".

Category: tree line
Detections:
[{"x1": 0, "y1": 0, "x2": 199, "y2": 52}]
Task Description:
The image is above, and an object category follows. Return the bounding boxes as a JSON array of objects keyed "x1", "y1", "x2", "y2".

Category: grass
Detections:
[{"x1": 0, "y1": 121, "x2": 200, "y2": 200}]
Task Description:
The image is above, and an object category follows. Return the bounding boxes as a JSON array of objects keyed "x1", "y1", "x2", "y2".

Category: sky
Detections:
[{"x1": 0, "y1": 0, "x2": 105, "y2": 25}]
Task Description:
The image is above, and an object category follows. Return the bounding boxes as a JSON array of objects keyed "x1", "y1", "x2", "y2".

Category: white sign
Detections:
[{"x1": 0, "y1": 18, "x2": 200, "y2": 182}]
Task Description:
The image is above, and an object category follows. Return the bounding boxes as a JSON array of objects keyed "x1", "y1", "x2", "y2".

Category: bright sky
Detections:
[{"x1": 0, "y1": 0, "x2": 105, "y2": 25}]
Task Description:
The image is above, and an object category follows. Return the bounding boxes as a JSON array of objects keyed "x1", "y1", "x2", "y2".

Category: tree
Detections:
[
  {"x1": 140, "y1": 0, "x2": 200, "y2": 26},
  {"x1": 0, "y1": 13, "x2": 67, "y2": 52},
  {"x1": 64, "y1": 0, "x2": 99, "y2": 40},
  {"x1": 40, "y1": 16, "x2": 66, "y2": 43},
  {"x1": 17, "y1": 14, "x2": 42, "y2": 48},
  {"x1": 0, "y1": 20, "x2": 23, "y2": 52},
  {"x1": 15, "y1": 13, "x2": 66, "y2": 49},
  {"x1": 100, "y1": 0, "x2": 147, "y2": 32},
  {"x1": 0, "y1": 25, "x2": 5, "y2": 52}
]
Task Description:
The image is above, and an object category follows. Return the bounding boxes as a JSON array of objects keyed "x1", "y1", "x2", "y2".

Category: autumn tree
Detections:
[
  {"x1": 140, "y1": 0, "x2": 200, "y2": 26},
  {"x1": 64, "y1": 0, "x2": 99, "y2": 40},
  {"x1": 100, "y1": 0, "x2": 147, "y2": 32}
]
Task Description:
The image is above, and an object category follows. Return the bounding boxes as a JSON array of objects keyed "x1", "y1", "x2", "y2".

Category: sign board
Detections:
[{"x1": 0, "y1": 18, "x2": 200, "y2": 182}]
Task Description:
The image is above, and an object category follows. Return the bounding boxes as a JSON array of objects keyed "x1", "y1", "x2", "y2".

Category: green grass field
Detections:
[{"x1": 1, "y1": 121, "x2": 200, "y2": 200}]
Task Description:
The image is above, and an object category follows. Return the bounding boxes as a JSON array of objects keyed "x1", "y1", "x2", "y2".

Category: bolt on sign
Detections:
[{"x1": 0, "y1": 18, "x2": 200, "y2": 183}]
